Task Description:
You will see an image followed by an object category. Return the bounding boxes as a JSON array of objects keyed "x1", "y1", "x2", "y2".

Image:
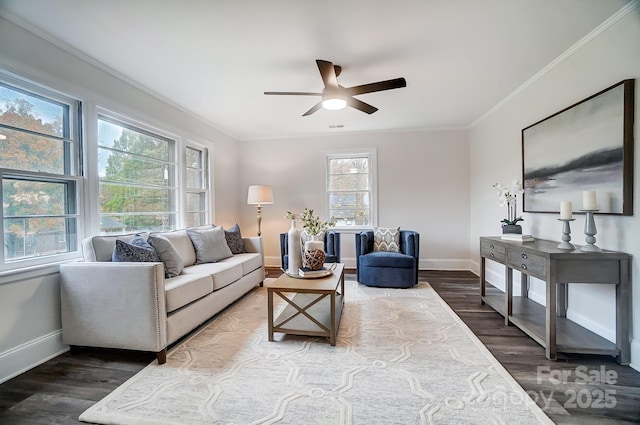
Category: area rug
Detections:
[{"x1": 80, "y1": 280, "x2": 553, "y2": 425}]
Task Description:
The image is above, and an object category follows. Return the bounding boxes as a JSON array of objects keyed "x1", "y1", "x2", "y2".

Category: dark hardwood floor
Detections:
[
  {"x1": 0, "y1": 269, "x2": 638, "y2": 424},
  {"x1": 426, "y1": 270, "x2": 640, "y2": 425}
]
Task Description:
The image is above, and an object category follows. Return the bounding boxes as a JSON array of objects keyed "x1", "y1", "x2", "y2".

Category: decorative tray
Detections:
[{"x1": 284, "y1": 269, "x2": 333, "y2": 279}]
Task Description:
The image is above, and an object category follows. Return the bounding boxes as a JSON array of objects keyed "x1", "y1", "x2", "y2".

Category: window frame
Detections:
[
  {"x1": 0, "y1": 71, "x2": 82, "y2": 272},
  {"x1": 184, "y1": 143, "x2": 210, "y2": 228},
  {"x1": 325, "y1": 148, "x2": 377, "y2": 232},
  {"x1": 96, "y1": 112, "x2": 178, "y2": 234}
]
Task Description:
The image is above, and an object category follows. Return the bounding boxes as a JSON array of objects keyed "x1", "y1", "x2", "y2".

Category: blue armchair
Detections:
[
  {"x1": 355, "y1": 230, "x2": 420, "y2": 288},
  {"x1": 280, "y1": 231, "x2": 341, "y2": 270}
]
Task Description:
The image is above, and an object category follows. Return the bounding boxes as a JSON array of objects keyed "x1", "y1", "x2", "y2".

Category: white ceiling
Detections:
[{"x1": 0, "y1": 0, "x2": 631, "y2": 140}]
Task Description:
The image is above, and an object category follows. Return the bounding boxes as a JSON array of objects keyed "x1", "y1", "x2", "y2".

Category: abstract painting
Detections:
[{"x1": 522, "y1": 79, "x2": 634, "y2": 215}]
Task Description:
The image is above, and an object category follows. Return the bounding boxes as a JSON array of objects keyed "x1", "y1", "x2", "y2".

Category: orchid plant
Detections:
[
  {"x1": 493, "y1": 180, "x2": 524, "y2": 226},
  {"x1": 285, "y1": 207, "x2": 337, "y2": 236}
]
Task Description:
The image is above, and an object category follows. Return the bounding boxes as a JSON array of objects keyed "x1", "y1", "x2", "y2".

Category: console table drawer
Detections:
[
  {"x1": 481, "y1": 241, "x2": 506, "y2": 262},
  {"x1": 507, "y1": 250, "x2": 546, "y2": 278}
]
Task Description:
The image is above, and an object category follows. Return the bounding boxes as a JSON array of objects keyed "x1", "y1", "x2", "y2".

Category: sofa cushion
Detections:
[
  {"x1": 152, "y1": 229, "x2": 197, "y2": 267},
  {"x1": 224, "y1": 223, "x2": 246, "y2": 254},
  {"x1": 182, "y1": 262, "x2": 243, "y2": 291},
  {"x1": 219, "y1": 252, "x2": 263, "y2": 276},
  {"x1": 164, "y1": 274, "x2": 214, "y2": 313},
  {"x1": 373, "y1": 227, "x2": 400, "y2": 252},
  {"x1": 148, "y1": 235, "x2": 184, "y2": 278},
  {"x1": 359, "y1": 251, "x2": 415, "y2": 268},
  {"x1": 112, "y1": 237, "x2": 161, "y2": 263},
  {"x1": 82, "y1": 233, "x2": 143, "y2": 262},
  {"x1": 187, "y1": 226, "x2": 233, "y2": 264}
]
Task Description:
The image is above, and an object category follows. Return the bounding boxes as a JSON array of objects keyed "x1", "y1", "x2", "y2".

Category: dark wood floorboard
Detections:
[
  {"x1": 425, "y1": 270, "x2": 640, "y2": 425},
  {"x1": 0, "y1": 269, "x2": 638, "y2": 424}
]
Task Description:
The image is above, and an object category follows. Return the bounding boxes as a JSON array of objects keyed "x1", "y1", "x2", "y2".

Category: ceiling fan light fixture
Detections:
[
  {"x1": 264, "y1": 59, "x2": 406, "y2": 116},
  {"x1": 322, "y1": 97, "x2": 347, "y2": 110}
]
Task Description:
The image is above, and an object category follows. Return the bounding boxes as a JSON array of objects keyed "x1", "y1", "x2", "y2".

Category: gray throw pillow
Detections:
[
  {"x1": 224, "y1": 223, "x2": 245, "y2": 254},
  {"x1": 148, "y1": 235, "x2": 184, "y2": 278},
  {"x1": 112, "y1": 235, "x2": 161, "y2": 262},
  {"x1": 187, "y1": 226, "x2": 233, "y2": 264},
  {"x1": 373, "y1": 227, "x2": 401, "y2": 252}
]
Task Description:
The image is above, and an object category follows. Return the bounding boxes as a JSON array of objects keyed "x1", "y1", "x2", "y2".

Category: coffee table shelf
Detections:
[
  {"x1": 268, "y1": 263, "x2": 345, "y2": 345},
  {"x1": 273, "y1": 293, "x2": 344, "y2": 338}
]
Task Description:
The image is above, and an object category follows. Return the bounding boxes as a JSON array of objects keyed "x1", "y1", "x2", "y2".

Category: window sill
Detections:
[
  {"x1": 0, "y1": 256, "x2": 82, "y2": 285},
  {"x1": 331, "y1": 226, "x2": 374, "y2": 234}
]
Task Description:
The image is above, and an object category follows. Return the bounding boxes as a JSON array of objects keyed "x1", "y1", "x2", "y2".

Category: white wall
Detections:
[
  {"x1": 2, "y1": 4, "x2": 638, "y2": 384},
  {"x1": 238, "y1": 129, "x2": 471, "y2": 270},
  {"x1": 0, "y1": 17, "x2": 242, "y2": 383},
  {"x1": 469, "y1": 9, "x2": 640, "y2": 369}
]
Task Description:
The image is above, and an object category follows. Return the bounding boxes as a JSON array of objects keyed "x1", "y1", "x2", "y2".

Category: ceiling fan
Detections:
[{"x1": 264, "y1": 59, "x2": 407, "y2": 116}]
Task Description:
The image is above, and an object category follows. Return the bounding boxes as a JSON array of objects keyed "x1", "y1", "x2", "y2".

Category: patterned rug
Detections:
[{"x1": 80, "y1": 280, "x2": 553, "y2": 424}]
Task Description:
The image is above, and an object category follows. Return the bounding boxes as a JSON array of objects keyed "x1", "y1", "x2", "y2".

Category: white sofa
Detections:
[{"x1": 59, "y1": 228, "x2": 264, "y2": 364}]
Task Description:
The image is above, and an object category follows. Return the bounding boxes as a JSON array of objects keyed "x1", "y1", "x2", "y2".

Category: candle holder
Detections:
[
  {"x1": 557, "y1": 218, "x2": 575, "y2": 250},
  {"x1": 580, "y1": 209, "x2": 601, "y2": 252}
]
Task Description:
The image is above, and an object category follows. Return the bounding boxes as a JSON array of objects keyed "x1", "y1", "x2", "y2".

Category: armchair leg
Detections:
[{"x1": 156, "y1": 348, "x2": 167, "y2": 364}]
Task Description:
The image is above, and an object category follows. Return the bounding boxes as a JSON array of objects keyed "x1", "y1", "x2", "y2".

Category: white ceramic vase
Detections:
[
  {"x1": 304, "y1": 234, "x2": 324, "y2": 253},
  {"x1": 287, "y1": 220, "x2": 302, "y2": 275}
]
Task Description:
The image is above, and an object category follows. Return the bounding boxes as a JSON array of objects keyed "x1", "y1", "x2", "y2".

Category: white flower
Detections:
[{"x1": 493, "y1": 180, "x2": 524, "y2": 225}]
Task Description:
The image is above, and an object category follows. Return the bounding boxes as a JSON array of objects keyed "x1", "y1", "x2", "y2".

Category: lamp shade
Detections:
[{"x1": 247, "y1": 185, "x2": 274, "y2": 205}]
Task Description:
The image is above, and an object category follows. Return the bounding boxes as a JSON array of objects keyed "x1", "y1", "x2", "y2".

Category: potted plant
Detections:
[
  {"x1": 285, "y1": 208, "x2": 337, "y2": 269},
  {"x1": 285, "y1": 208, "x2": 337, "y2": 239},
  {"x1": 493, "y1": 181, "x2": 524, "y2": 234}
]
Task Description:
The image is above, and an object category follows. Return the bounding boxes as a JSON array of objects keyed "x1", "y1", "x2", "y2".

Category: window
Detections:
[
  {"x1": 185, "y1": 145, "x2": 208, "y2": 227},
  {"x1": 0, "y1": 74, "x2": 81, "y2": 269},
  {"x1": 97, "y1": 115, "x2": 177, "y2": 234},
  {"x1": 326, "y1": 150, "x2": 376, "y2": 228}
]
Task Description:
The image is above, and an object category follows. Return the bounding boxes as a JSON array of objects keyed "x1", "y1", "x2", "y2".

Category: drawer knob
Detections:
[
  {"x1": 521, "y1": 253, "x2": 528, "y2": 259},
  {"x1": 490, "y1": 253, "x2": 495, "y2": 258},
  {"x1": 490, "y1": 244, "x2": 495, "y2": 249},
  {"x1": 521, "y1": 264, "x2": 528, "y2": 270}
]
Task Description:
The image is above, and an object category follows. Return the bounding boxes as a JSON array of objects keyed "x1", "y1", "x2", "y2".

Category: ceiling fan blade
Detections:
[
  {"x1": 316, "y1": 59, "x2": 339, "y2": 89},
  {"x1": 302, "y1": 101, "x2": 323, "y2": 116},
  {"x1": 347, "y1": 97, "x2": 378, "y2": 114},
  {"x1": 345, "y1": 78, "x2": 407, "y2": 96},
  {"x1": 264, "y1": 91, "x2": 322, "y2": 96}
]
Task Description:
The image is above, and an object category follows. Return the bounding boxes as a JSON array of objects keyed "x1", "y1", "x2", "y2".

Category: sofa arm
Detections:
[
  {"x1": 400, "y1": 231, "x2": 420, "y2": 259},
  {"x1": 243, "y1": 236, "x2": 263, "y2": 254},
  {"x1": 326, "y1": 231, "x2": 341, "y2": 262},
  {"x1": 59, "y1": 262, "x2": 168, "y2": 353},
  {"x1": 356, "y1": 231, "x2": 374, "y2": 257}
]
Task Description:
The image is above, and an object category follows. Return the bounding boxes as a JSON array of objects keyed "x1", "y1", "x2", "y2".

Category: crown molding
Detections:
[{"x1": 470, "y1": 0, "x2": 639, "y2": 128}]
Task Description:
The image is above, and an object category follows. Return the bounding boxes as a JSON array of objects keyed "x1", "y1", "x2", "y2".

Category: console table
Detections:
[{"x1": 480, "y1": 236, "x2": 630, "y2": 364}]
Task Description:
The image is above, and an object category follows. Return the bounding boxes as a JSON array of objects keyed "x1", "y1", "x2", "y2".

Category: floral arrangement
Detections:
[
  {"x1": 493, "y1": 180, "x2": 524, "y2": 226},
  {"x1": 285, "y1": 207, "x2": 337, "y2": 235}
]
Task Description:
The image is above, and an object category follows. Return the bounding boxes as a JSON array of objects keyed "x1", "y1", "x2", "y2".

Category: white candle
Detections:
[
  {"x1": 582, "y1": 191, "x2": 597, "y2": 210},
  {"x1": 560, "y1": 201, "x2": 572, "y2": 220}
]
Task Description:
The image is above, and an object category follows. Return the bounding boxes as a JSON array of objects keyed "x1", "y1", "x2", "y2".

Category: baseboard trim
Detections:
[
  {"x1": 0, "y1": 330, "x2": 68, "y2": 384},
  {"x1": 630, "y1": 339, "x2": 640, "y2": 372},
  {"x1": 420, "y1": 259, "x2": 474, "y2": 270},
  {"x1": 265, "y1": 256, "x2": 474, "y2": 272},
  {"x1": 566, "y1": 310, "x2": 615, "y2": 343}
]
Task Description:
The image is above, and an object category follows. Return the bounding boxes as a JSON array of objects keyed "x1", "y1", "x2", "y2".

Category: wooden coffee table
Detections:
[{"x1": 267, "y1": 263, "x2": 345, "y2": 345}]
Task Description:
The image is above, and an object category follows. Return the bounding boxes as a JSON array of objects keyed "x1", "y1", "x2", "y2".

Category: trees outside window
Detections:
[
  {"x1": 185, "y1": 145, "x2": 208, "y2": 227},
  {"x1": 98, "y1": 116, "x2": 177, "y2": 234},
  {"x1": 326, "y1": 150, "x2": 376, "y2": 228},
  {"x1": 0, "y1": 77, "x2": 80, "y2": 268}
]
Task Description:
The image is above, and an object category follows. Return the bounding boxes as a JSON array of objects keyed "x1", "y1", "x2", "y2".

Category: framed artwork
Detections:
[{"x1": 522, "y1": 79, "x2": 635, "y2": 215}]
